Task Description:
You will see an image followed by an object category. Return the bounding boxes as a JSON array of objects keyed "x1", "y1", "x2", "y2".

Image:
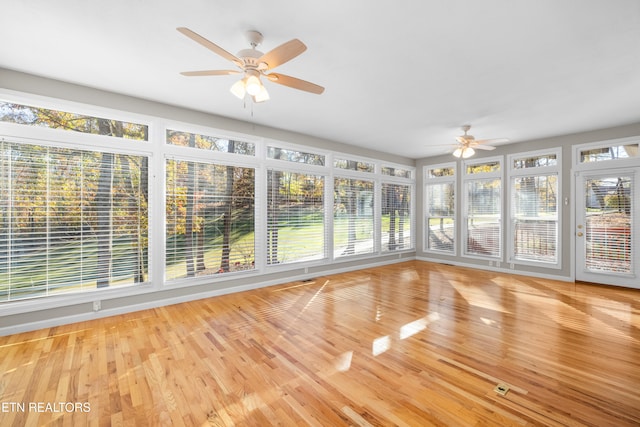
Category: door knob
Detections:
[{"x1": 577, "y1": 232, "x2": 584, "y2": 237}]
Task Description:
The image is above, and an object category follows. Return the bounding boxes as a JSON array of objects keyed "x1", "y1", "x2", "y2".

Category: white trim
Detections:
[
  {"x1": 572, "y1": 135, "x2": 640, "y2": 171},
  {"x1": 417, "y1": 256, "x2": 573, "y2": 283},
  {"x1": 506, "y1": 147, "x2": 562, "y2": 270},
  {"x1": 461, "y1": 155, "x2": 504, "y2": 260}
]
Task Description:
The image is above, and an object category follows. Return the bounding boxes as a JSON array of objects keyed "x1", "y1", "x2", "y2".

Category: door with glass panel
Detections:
[{"x1": 575, "y1": 170, "x2": 638, "y2": 288}]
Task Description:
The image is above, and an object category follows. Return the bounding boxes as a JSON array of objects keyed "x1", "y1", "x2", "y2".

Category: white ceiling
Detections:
[{"x1": 2, "y1": 0, "x2": 639, "y2": 159}]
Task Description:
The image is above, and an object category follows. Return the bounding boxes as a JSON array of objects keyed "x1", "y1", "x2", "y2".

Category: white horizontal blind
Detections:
[
  {"x1": 266, "y1": 170, "x2": 325, "y2": 265},
  {"x1": 584, "y1": 176, "x2": 632, "y2": 273},
  {"x1": 426, "y1": 182, "x2": 455, "y2": 253},
  {"x1": 464, "y1": 159, "x2": 502, "y2": 258},
  {"x1": 165, "y1": 159, "x2": 255, "y2": 280},
  {"x1": 512, "y1": 175, "x2": 558, "y2": 263},
  {"x1": 334, "y1": 177, "x2": 374, "y2": 257},
  {"x1": 509, "y1": 150, "x2": 560, "y2": 266},
  {"x1": 0, "y1": 140, "x2": 148, "y2": 301},
  {"x1": 381, "y1": 183, "x2": 411, "y2": 251}
]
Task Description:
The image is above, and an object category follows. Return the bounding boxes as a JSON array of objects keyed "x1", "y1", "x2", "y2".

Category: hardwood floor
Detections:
[{"x1": 1, "y1": 261, "x2": 639, "y2": 426}]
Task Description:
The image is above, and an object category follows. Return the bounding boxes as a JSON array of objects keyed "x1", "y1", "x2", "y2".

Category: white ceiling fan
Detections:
[
  {"x1": 452, "y1": 125, "x2": 508, "y2": 158},
  {"x1": 177, "y1": 27, "x2": 324, "y2": 103}
]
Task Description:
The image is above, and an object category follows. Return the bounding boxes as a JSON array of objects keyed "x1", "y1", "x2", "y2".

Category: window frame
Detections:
[
  {"x1": 507, "y1": 147, "x2": 562, "y2": 269},
  {"x1": 573, "y1": 136, "x2": 640, "y2": 172},
  {"x1": 0, "y1": 89, "x2": 417, "y2": 313},
  {"x1": 462, "y1": 155, "x2": 503, "y2": 261},
  {"x1": 0, "y1": 97, "x2": 158, "y2": 312},
  {"x1": 424, "y1": 162, "x2": 457, "y2": 255}
]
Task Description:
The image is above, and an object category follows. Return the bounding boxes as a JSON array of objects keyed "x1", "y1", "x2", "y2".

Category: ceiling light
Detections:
[
  {"x1": 453, "y1": 146, "x2": 475, "y2": 158},
  {"x1": 230, "y1": 70, "x2": 268, "y2": 102},
  {"x1": 230, "y1": 78, "x2": 247, "y2": 99},
  {"x1": 245, "y1": 74, "x2": 262, "y2": 96},
  {"x1": 253, "y1": 84, "x2": 270, "y2": 103}
]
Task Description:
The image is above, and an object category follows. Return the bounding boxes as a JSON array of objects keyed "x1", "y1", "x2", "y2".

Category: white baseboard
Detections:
[
  {"x1": 416, "y1": 256, "x2": 573, "y2": 282},
  {"x1": 0, "y1": 254, "x2": 415, "y2": 336}
]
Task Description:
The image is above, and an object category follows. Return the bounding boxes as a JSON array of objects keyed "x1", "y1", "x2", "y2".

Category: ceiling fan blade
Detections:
[
  {"x1": 265, "y1": 73, "x2": 324, "y2": 94},
  {"x1": 180, "y1": 70, "x2": 241, "y2": 76},
  {"x1": 258, "y1": 39, "x2": 307, "y2": 70},
  {"x1": 177, "y1": 27, "x2": 242, "y2": 67},
  {"x1": 473, "y1": 145, "x2": 496, "y2": 151}
]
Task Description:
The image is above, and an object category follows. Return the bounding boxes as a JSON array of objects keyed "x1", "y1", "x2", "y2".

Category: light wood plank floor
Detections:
[{"x1": 1, "y1": 261, "x2": 639, "y2": 426}]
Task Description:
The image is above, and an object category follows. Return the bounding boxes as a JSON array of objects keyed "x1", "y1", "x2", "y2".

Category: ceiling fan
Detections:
[
  {"x1": 177, "y1": 27, "x2": 324, "y2": 103},
  {"x1": 451, "y1": 125, "x2": 508, "y2": 158}
]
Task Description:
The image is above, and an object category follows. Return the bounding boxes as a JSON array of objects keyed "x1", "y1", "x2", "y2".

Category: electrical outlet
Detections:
[{"x1": 93, "y1": 300, "x2": 101, "y2": 312}]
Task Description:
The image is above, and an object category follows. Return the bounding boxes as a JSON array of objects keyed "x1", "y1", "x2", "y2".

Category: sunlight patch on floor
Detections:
[
  {"x1": 399, "y1": 312, "x2": 440, "y2": 339},
  {"x1": 372, "y1": 335, "x2": 390, "y2": 356},
  {"x1": 335, "y1": 351, "x2": 353, "y2": 372},
  {"x1": 450, "y1": 280, "x2": 510, "y2": 313}
]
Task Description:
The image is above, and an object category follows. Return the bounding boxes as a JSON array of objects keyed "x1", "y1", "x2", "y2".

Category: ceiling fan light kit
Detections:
[
  {"x1": 177, "y1": 27, "x2": 324, "y2": 103},
  {"x1": 450, "y1": 125, "x2": 506, "y2": 159},
  {"x1": 453, "y1": 146, "x2": 475, "y2": 158}
]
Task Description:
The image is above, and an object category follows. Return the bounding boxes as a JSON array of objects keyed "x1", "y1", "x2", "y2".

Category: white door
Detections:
[{"x1": 575, "y1": 169, "x2": 639, "y2": 288}]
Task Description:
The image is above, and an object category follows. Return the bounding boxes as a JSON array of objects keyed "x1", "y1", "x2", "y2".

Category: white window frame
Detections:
[
  {"x1": 424, "y1": 162, "x2": 457, "y2": 255},
  {"x1": 0, "y1": 89, "x2": 417, "y2": 314},
  {"x1": 572, "y1": 136, "x2": 640, "y2": 172},
  {"x1": 462, "y1": 156, "x2": 503, "y2": 261},
  {"x1": 507, "y1": 147, "x2": 562, "y2": 269}
]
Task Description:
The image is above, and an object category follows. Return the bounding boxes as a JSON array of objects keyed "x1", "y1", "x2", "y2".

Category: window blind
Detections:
[
  {"x1": 584, "y1": 176, "x2": 632, "y2": 273},
  {"x1": 334, "y1": 178, "x2": 374, "y2": 257},
  {"x1": 382, "y1": 183, "x2": 411, "y2": 251},
  {"x1": 0, "y1": 141, "x2": 148, "y2": 301},
  {"x1": 266, "y1": 170, "x2": 325, "y2": 265},
  {"x1": 166, "y1": 159, "x2": 255, "y2": 279},
  {"x1": 426, "y1": 181, "x2": 455, "y2": 253},
  {"x1": 465, "y1": 178, "x2": 501, "y2": 257},
  {"x1": 512, "y1": 175, "x2": 558, "y2": 263}
]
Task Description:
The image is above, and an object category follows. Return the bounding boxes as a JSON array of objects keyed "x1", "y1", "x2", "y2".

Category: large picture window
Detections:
[
  {"x1": 463, "y1": 158, "x2": 502, "y2": 259},
  {"x1": 0, "y1": 95, "x2": 417, "y2": 312},
  {"x1": 509, "y1": 149, "x2": 560, "y2": 266},
  {"x1": 0, "y1": 140, "x2": 148, "y2": 301}
]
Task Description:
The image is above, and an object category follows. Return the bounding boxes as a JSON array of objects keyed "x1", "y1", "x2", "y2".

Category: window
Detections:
[
  {"x1": 463, "y1": 157, "x2": 502, "y2": 258},
  {"x1": 267, "y1": 170, "x2": 325, "y2": 265},
  {"x1": 425, "y1": 164, "x2": 456, "y2": 254},
  {"x1": 0, "y1": 93, "x2": 417, "y2": 310},
  {"x1": 509, "y1": 149, "x2": 560, "y2": 266},
  {"x1": 0, "y1": 140, "x2": 148, "y2": 301},
  {"x1": 580, "y1": 143, "x2": 638, "y2": 163},
  {"x1": 382, "y1": 183, "x2": 411, "y2": 251},
  {"x1": 166, "y1": 129, "x2": 255, "y2": 155},
  {"x1": 267, "y1": 146, "x2": 325, "y2": 165},
  {"x1": 334, "y1": 178, "x2": 374, "y2": 257},
  {"x1": 382, "y1": 166, "x2": 411, "y2": 178},
  {"x1": 165, "y1": 159, "x2": 255, "y2": 280},
  {"x1": 0, "y1": 101, "x2": 148, "y2": 141},
  {"x1": 334, "y1": 158, "x2": 375, "y2": 173}
]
